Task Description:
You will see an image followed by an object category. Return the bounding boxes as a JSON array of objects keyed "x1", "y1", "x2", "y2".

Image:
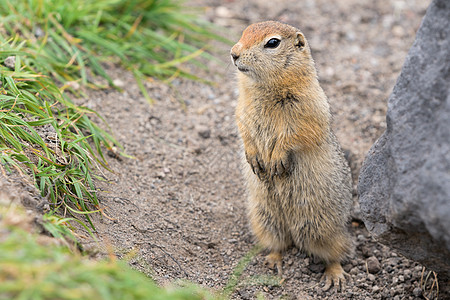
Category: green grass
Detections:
[
  {"x1": 0, "y1": 40, "x2": 117, "y2": 229},
  {"x1": 0, "y1": 0, "x2": 225, "y2": 99},
  {"x1": 0, "y1": 204, "x2": 220, "y2": 300},
  {"x1": 0, "y1": 0, "x2": 225, "y2": 229},
  {"x1": 222, "y1": 245, "x2": 282, "y2": 299}
]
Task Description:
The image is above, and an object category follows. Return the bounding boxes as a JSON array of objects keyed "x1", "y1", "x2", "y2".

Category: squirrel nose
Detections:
[{"x1": 231, "y1": 52, "x2": 239, "y2": 62}]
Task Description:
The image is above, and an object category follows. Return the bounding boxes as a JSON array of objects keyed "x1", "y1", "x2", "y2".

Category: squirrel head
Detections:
[{"x1": 231, "y1": 21, "x2": 316, "y2": 86}]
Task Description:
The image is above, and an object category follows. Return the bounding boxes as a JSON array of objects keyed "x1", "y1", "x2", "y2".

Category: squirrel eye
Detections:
[{"x1": 264, "y1": 38, "x2": 281, "y2": 48}]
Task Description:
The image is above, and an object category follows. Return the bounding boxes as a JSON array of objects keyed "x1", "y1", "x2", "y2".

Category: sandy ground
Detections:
[{"x1": 6, "y1": 0, "x2": 448, "y2": 299}]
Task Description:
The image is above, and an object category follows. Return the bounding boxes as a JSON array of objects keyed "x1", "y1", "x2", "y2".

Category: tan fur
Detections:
[{"x1": 232, "y1": 21, "x2": 353, "y2": 290}]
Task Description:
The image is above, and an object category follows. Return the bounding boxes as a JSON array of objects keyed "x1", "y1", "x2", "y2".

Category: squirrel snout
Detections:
[
  {"x1": 231, "y1": 52, "x2": 239, "y2": 64},
  {"x1": 231, "y1": 43, "x2": 242, "y2": 65}
]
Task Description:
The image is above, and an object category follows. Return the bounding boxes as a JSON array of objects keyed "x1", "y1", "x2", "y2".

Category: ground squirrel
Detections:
[{"x1": 231, "y1": 21, "x2": 353, "y2": 290}]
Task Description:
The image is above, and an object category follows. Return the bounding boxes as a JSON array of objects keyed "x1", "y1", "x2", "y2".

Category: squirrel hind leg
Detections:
[
  {"x1": 304, "y1": 232, "x2": 353, "y2": 265},
  {"x1": 249, "y1": 214, "x2": 290, "y2": 276}
]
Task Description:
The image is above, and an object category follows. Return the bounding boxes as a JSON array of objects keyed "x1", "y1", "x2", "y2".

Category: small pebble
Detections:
[
  {"x1": 367, "y1": 274, "x2": 376, "y2": 281},
  {"x1": 215, "y1": 6, "x2": 232, "y2": 18},
  {"x1": 198, "y1": 129, "x2": 211, "y2": 139},
  {"x1": 387, "y1": 257, "x2": 401, "y2": 266},
  {"x1": 343, "y1": 263, "x2": 352, "y2": 272},
  {"x1": 113, "y1": 79, "x2": 125, "y2": 87},
  {"x1": 361, "y1": 245, "x2": 371, "y2": 257},
  {"x1": 372, "y1": 285, "x2": 380, "y2": 293},
  {"x1": 34, "y1": 26, "x2": 45, "y2": 37},
  {"x1": 392, "y1": 26, "x2": 405, "y2": 37},
  {"x1": 197, "y1": 125, "x2": 211, "y2": 139},
  {"x1": 403, "y1": 269, "x2": 411, "y2": 278},
  {"x1": 66, "y1": 81, "x2": 80, "y2": 90},
  {"x1": 413, "y1": 287, "x2": 422, "y2": 297},
  {"x1": 4, "y1": 56, "x2": 15, "y2": 69},
  {"x1": 308, "y1": 263, "x2": 324, "y2": 273},
  {"x1": 367, "y1": 256, "x2": 381, "y2": 274}
]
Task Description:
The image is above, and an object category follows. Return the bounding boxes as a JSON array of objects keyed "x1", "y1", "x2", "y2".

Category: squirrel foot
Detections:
[
  {"x1": 321, "y1": 262, "x2": 350, "y2": 291},
  {"x1": 264, "y1": 251, "x2": 283, "y2": 275}
]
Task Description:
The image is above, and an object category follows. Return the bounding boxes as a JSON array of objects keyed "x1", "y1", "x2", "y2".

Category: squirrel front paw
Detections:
[
  {"x1": 268, "y1": 151, "x2": 293, "y2": 178},
  {"x1": 246, "y1": 152, "x2": 266, "y2": 180}
]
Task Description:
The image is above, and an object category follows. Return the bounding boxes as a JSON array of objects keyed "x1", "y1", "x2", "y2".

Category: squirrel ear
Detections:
[{"x1": 295, "y1": 32, "x2": 306, "y2": 49}]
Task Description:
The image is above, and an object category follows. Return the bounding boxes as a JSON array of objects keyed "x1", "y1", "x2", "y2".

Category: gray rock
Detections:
[{"x1": 358, "y1": 0, "x2": 450, "y2": 279}]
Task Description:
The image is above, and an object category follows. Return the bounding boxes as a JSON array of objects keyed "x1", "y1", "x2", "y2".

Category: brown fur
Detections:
[{"x1": 232, "y1": 21, "x2": 353, "y2": 290}]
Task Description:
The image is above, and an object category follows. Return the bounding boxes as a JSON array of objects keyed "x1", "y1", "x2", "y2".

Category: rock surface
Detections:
[{"x1": 358, "y1": 0, "x2": 450, "y2": 279}]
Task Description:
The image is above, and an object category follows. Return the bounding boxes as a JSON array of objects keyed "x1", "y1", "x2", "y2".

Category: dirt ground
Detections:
[{"x1": 6, "y1": 0, "x2": 449, "y2": 299}]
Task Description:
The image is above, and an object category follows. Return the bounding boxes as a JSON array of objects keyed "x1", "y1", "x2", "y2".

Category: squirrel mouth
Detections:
[{"x1": 238, "y1": 66, "x2": 249, "y2": 72}]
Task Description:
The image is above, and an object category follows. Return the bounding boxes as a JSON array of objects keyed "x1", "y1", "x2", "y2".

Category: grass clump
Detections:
[
  {"x1": 0, "y1": 203, "x2": 219, "y2": 300},
  {"x1": 0, "y1": 0, "x2": 223, "y2": 98},
  {"x1": 0, "y1": 36, "x2": 123, "y2": 221},
  {"x1": 0, "y1": 40, "x2": 117, "y2": 229},
  {"x1": 0, "y1": 0, "x2": 223, "y2": 228}
]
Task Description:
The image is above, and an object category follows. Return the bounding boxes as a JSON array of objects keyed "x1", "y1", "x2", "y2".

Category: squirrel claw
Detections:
[
  {"x1": 320, "y1": 262, "x2": 349, "y2": 291},
  {"x1": 246, "y1": 153, "x2": 266, "y2": 180},
  {"x1": 269, "y1": 152, "x2": 293, "y2": 179},
  {"x1": 274, "y1": 160, "x2": 286, "y2": 177}
]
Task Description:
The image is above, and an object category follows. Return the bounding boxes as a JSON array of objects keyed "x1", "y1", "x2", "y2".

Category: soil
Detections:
[{"x1": 4, "y1": 0, "x2": 448, "y2": 299}]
